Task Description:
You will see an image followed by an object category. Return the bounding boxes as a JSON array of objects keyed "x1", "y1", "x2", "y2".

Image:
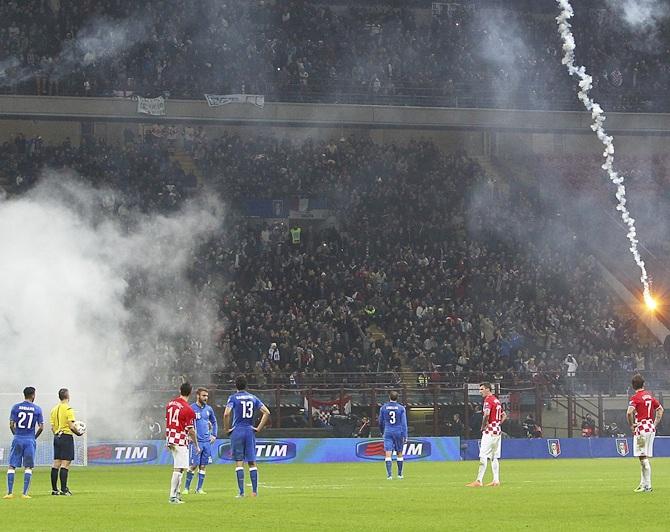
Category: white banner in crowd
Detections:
[
  {"x1": 205, "y1": 94, "x2": 265, "y2": 109},
  {"x1": 136, "y1": 96, "x2": 167, "y2": 116}
]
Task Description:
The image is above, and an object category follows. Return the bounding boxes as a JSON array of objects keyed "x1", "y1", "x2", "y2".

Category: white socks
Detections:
[
  {"x1": 476, "y1": 459, "x2": 487, "y2": 483},
  {"x1": 170, "y1": 471, "x2": 183, "y2": 498},
  {"x1": 641, "y1": 459, "x2": 651, "y2": 488},
  {"x1": 491, "y1": 458, "x2": 500, "y2": 483}
]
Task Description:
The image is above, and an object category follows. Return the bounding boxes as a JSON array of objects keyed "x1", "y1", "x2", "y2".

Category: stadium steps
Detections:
[{"x1": 170, "y1": 149, "x2": 202, "y2": 187}]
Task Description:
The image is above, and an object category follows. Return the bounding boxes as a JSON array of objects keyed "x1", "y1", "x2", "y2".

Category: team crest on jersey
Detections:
[
  {"x1": 547, "y1": 439, "x2": 561, "y2": 457},
  {"x1": 616, "y1": 438, "x2": 629, "y2": 456}
]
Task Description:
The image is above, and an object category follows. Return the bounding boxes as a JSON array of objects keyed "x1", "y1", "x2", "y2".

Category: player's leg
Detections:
[
  {"x1": 169, "y1": 446, "x2": 188, "y2": 503},
  {"x1": 58, "y1": 435, "x2": 74, "y2": 495},
  {"x1": 5, "y1": 439, "x2": 20, "y2": 498},
  {"x1": 59, "y1": 460, "x2": 72, "y2": 495},
  {"x1": 395, "y1": 435, "x2": 404, "y2": 479},
  {"x1": 51, "y1": 437, "x2": 62, "y2": 495},
  {"x1": 22, "y1": 440, "x2": 35, "y2": 497},
  {"x1": 640, "y1": 433, "x2": 654, "y2": 491},
  {"x1": 183, "y1": 444, "x2": 197, "y2": 494},
  {"x1": 383, "y1": 435, "x2": 394, "y2": 478},
  {"x1": 4, "y1": 468, "x2": 16, "y2": 498},
  {"x1": 232, "y1": 431, "x2": 246, "y2": 496},
  {"x1": 196, "y1": 443, "x2": 210, "y2": 493},
  {"x1": 247, "y1": 433, "x2": 259, "y2": 496},
  {"x1": 467, "y1": 436, "x2": 490, "y2": 486},
  {"x1": 488, "y1": 436, "x2": 501, "y2": 486}
]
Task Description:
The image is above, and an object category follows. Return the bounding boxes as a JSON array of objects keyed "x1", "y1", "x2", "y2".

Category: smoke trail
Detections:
[{"x1": 555, "y1": 0, "x2": 653, "y2": 307}]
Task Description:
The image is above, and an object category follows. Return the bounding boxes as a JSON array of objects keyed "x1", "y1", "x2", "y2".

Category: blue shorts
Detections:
[
  {"x1": 9, "y1": 437, "x2": 36, "y2": 469},
  {"x1": 383, "y1": 433, "x2": 404, "y2": 454},
  {"x1": 231, "y1": 427, "x2": 256, "y2": 462},
  {"x1": 189, "y1": 441, "x2": 213, "y2": 467}
]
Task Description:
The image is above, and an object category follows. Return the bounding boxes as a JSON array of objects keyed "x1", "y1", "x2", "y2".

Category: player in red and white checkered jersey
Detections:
[
  {"x1": 467, "y1": 382, "x2": 507, "y2": 488},
  {"x1": 626, "y1": 374, "x2": 664, "y2": 493},
  {"x1": 165, "y1": 382, "x2": 198, "y2": 504}
]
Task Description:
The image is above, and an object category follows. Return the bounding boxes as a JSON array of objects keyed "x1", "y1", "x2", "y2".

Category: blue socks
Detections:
[
  {"x1": 236, "y1": 467, "x2": 244, "y2": 495},
  {"x1": 385, "y1": 459, "x2": 392, "y2": 478},
  {"x1": 197, "y1": 471, "x2": 206, "y2": 492},
  {"x1": 397, "y1": 458, "x2": 404, "y2": 477},
  {"x1": 250, "y1": 467, "x2": 258, "y2": 494},
  {"x1": 184, "y1": 471, "x2": 194, "y2": 490},
  {"x1": 7, "y1": 470, "x2": 15, "y2": 495},
  {"x1": 23, "y1": 469, "x2": 32, "y2": 495}
]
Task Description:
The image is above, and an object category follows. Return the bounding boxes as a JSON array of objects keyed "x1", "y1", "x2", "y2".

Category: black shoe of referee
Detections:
[
  {"x1": 60, "y1": 488, "x2": 72, "y2": 496},
  {"x1": 51, "y1": 490, "x2": 60, "y2": 496}
]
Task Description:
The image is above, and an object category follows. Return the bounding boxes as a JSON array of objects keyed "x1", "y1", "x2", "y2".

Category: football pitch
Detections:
[{"x1": 2, "y1": 459, "x2": 667, "y2": 531}]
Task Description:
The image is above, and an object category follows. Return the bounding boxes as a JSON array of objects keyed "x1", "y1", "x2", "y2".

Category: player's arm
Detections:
[
  {"x1": 378, "y1": 407, "x2": 384, "y2": 436},
  {"x1": 481, "y1": 409, "x2": 490, "y2": 433},
  {"x1": 67, "y1": 419, "x2": 83, "y2": 436},
  {"x1": 50, "y1": 408, "x2": 58, "y2": 434},
  {"x1": 626, "y1": 405, "x2": 636, "y2": 432},
  {"x1": 654, "y1": 403, "x2": 664, "y2": 428},
  {"x1": 9, "y1": 419, "x2": 16, "y2": 435},
  {"x1": 255, "y1": 405, "x2": 271, "y2": 433},
  {"x1": 187, "y1": 424, "x2": 199, "y2": 452},
  {"x1": 35, "y1": 410, "x2": 44, "y2": 438},
  {"x1": 66, "y1": 409, "x2": 83, "y2": 436},
  {"x1": 501, "y1": 409, "x2": 508, "y2": 425},
  {"x1": 402, "y1": 407, "x2": 408, "y2": 442},
  {"x1": 208, "y1": 407, "x2": 218, "y2": 443},
  {"x1": 223, "y1": 406, "x2": 233, "y2": 434}
]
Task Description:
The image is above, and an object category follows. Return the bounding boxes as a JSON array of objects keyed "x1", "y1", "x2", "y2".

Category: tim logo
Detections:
[
  {"x1": 88, "y1": 444, "x2": 158, "y2": 464},
  {"x1": 616, "y1": 438, "x2": 629, "y2": 456},
  {"x1": 218, "y1": 440, "x2": 297, "y2": 462},
  {"x1": 355, "y1": 440, "x2": 432, "y2": 461},
  {"x1": 547, "y1": 439, "x2": 561, "y2": 458}
]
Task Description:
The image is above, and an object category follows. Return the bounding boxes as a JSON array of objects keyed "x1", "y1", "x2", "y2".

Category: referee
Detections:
[{"x1": 50, "y1": 388, "x2": 83, "y2": 496}]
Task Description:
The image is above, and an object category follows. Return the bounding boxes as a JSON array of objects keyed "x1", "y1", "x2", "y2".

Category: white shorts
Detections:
[
  {"x1": 169, "y1": 445, "x2": 189, "y2": 469},
  {"x1": 633, "y1": 433, "x2": 655, "y2": 457},
  {"x1": 479, "y1": 434, "x2": 501, "y2": 460}
]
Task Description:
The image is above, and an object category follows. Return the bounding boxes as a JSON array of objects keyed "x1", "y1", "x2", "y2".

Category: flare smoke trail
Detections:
[{"x1": 555, "y1": 0, "x2": 653, "y2": 307}]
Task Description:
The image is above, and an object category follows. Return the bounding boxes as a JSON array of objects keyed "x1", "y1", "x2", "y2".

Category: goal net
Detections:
[{"x1": 0, "y1": 393, "x2": 88, "y2": 467}]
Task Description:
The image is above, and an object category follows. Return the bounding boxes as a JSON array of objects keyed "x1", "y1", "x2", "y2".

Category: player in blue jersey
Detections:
[
  {"x1": 183, "y1": 387, "x2": 218, "y2": 495},
  {"x1": 379, "y1": 390, "x2": 408, "y2": 480},
  {"x1": 4, "y1": 387, "x2": 44, "y2": 499},
  {"x1": 223, "y1": 375, "x2": 271, "y2": 497}
]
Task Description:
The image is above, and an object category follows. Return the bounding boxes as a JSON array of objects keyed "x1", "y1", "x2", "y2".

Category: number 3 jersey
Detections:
[
  {"x1": 629, "y1": 390, "x2": 660, "y2": 435},
  {"x1": 482, "y1": 395, "x2": 503, "y2": 436},
  {"x1": 226, "y1": 392, "x2": 264, "y2": 429},
  {"x1": 165, "y1": 396, "x2": 196, "y2": 447}
]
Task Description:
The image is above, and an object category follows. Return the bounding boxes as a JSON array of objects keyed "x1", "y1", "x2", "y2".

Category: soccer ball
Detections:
[{"x1": 74, "y1": 421, "x2": 87, "y2": 435}]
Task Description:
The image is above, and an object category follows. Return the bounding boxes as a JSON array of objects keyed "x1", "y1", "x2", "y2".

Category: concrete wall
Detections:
[{"x1": 2, "y1": 95, "x2": 670, "y2": 155}]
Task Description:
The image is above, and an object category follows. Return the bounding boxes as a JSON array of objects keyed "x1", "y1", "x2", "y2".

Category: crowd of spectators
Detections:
[
  {"x1": 1, "y1": 0, "x2": 670, "y2": 111},
  {"x1": 2, "y1": 128, "x2": 665, "y2": 392}
]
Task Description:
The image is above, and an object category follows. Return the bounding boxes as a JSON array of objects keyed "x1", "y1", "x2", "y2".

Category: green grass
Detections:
[{"x1": 1, "y1": 459, "x2": 667, "y2": 531}]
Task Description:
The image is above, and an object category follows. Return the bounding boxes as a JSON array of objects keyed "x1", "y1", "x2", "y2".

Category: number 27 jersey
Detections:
[{"x1": 226, "y1": 392, "x2": 264, "y2": 428}]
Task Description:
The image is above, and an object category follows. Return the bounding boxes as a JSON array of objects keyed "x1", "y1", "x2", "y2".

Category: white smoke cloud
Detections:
[
  {"x1": 605, "y1": 0, "x2": 669, "y2": 29},
  {"x1": 0, "y1": 15, "x2": 150, "y2": 87},
  {"x1": 0, "y1": 174, "x2": 224, "y2": 437}
]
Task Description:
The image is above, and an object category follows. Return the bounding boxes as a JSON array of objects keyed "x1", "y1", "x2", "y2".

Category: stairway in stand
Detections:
[{"x1": 170, "y1": 149, "x2": 203, "y2": 187}]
